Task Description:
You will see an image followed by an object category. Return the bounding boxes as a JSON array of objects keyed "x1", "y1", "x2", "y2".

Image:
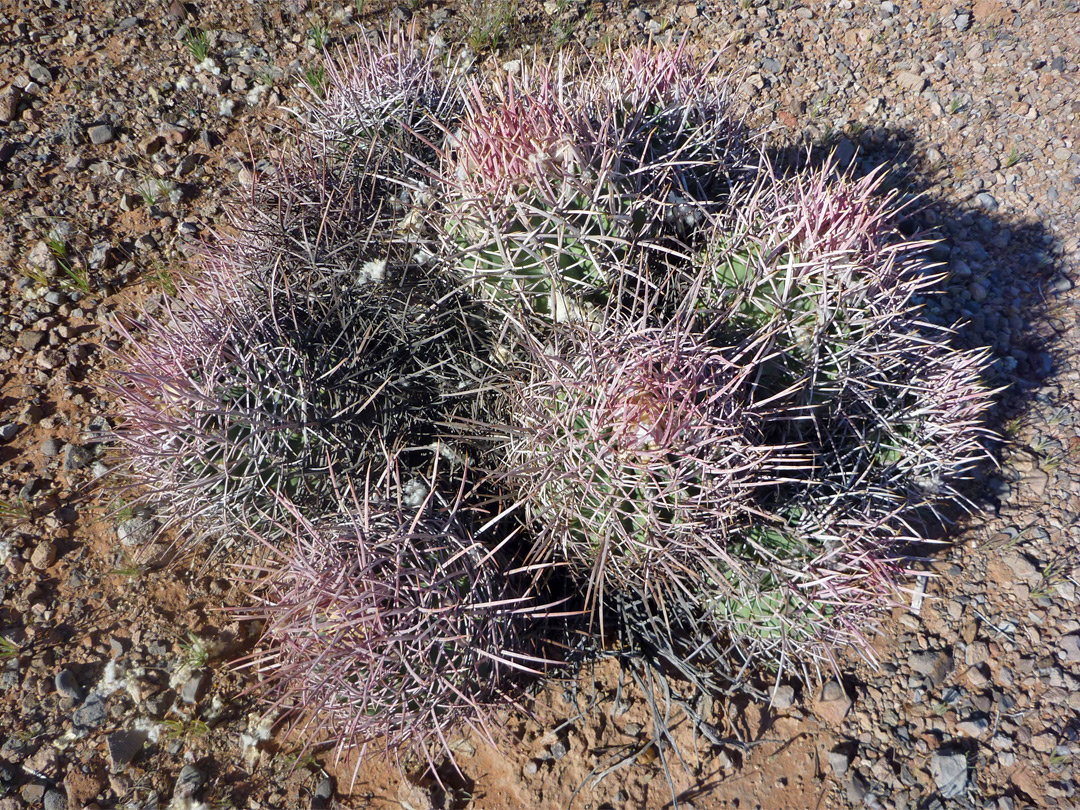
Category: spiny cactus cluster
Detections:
[
  {"x1": 237, "y1": 482, "x2": 533, "y2": 775},
  {"x1": 112, "y1": 29, "x2": 995, "y2": 770}
]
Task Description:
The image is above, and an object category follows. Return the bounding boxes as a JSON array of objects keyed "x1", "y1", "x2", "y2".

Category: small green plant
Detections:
[
  {"x1": 1004, "y1": 146, "x2": 1025, "y2": 168},
  {"x1": 308, "y1": 21, "x2": 328, "y2": 50},
  {"x1": 947, "y1": 96, "x2": 964, "y2": 115},
  {"x1": 136, "y1": 174, "x2": 173, "y2": 207},
  {"x1": 1029, "y1": 559, "x2": 1070, "y2": 600},
  {"x1": 160, "y1": 718, "x2": 210, "y2": 740},
  {"x1": 301, "y1": 63, "x2": 326, "y2": 98},
  {"x1": 181, "y1": 633, "x2": 211, "y2": 668},
  {"x1": 465, "y1": 0, "x2": 518, "y2": 52},
  {"x1": 185, "y1": 28, "x2": 210, "y2": 62},
  {"x1": 0, "y1": 636, "x2": 19, "y2": 661},
  {"x1": 0, "y1": 498, "x2": 31, "y2": 521},
  {"x1": 46, "y1": 237, "x2": 91, "y2": 294},
  {"x1": 145, "y1": 262, "x2": 179, "y2": 297},
  {"x1": 1049, "y1": 747, "x2": 1072, "y2": 768},
  {"x1": 255, "y1": 66, "x2": 277, "y2": 87},
  {"x1": 108, "y1": 550, "x2": 145, "y2": 578}
]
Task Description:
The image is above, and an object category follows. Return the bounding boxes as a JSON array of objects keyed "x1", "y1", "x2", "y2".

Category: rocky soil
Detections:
[{"x1": 0, "y1": 0, "x2": 1078, "y2": 809}]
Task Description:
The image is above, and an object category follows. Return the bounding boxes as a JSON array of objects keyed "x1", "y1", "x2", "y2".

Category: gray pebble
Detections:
[
  {"x1": 930, "y1": 751, "x2": 968, "y2": 798},
  {"x1": 28, "y1": 63, "x2": 53, "y2": 83},
  {"x1": 89, "y1": 243, "x2": 112, "y2": 270},
  {"x1": 909, "y1": 650, "x2": 953, "y2": 686},
  {"x1": 73, "y1": 694, "x2": 108, "y2": 728},
  {"x1": 1059, "y1": 634, "x2": 1080, "y2": 664},
  {"x1": 63, "y1": 444, "x2": 92, "y2": 471},
  {"x1": 846, "y1": 772, "x2": 870, "y2": 804},
  {"x1": 54, "y1": 669, "x2": 82, "y2": 700},
  {"x1": 88, "y1": 124, "x2": 114, "y2": 145},
  {"x1": 835, "y1": 137, "x2": 856, "y2": 166},
  {"x1": 549, "y1": 740, "x2": 568, "y2": 761},
  {"x1": 174, "y1": 764, "x2": 205, "y2": 799},
  {"x1": 0, "y1": 423, "x2": 17, "y2": 442},
  {"x1": 954, "y1": 12, "x2": 970, "y2": 30},
  {"x1": 770, "y1": 684, "x2": 795, "y2": 710},
  {"x1": 762, "y1": 57, "x2": 782, "y2": 74},
  {"x1": 19, "y1": 331, "x2": 46, "y2": 352},
  {"x1": 828, "y1": 748, "x2": 852, "y2": 776},
  {"x1": 41, "y1": 438, "x2": 62, "y2": 457},
  {"x1": 143, "y1": 689, "x2": 175, "y2": 718},
  {"x1": 107, "y1": 729, "x2": 148, "y2": 772},
  {"x1": 30, "y1": 540, "x2": 57, "y2": 570},
  {"x1": 44, "y1": 789, "x2": 67, "y2": 810},
  {"x1": 975, "y1": 192, "x2": 999, "y2": 212},
  {"x1": 118, "y1": 514, "x2": 156, "y2": 546},
  {"x1": 956, "y1": 716, "x2": 989, "y2": 738},
  {"x1": 311, "y1": 774, "x2": 333, "y2": 810},
  {"x1": 180, "y1": 671, "x2": 205, "y2": 704}
]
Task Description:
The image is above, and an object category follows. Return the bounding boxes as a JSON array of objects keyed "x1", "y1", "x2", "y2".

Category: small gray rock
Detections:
[
  {"x1": 0, "y1": 423, "x2": 17, "y2": 442},
  {"x1": 19, "y1": 331, "x2": 46, "y2": 353},
  {"x1": 909, "y1": 650, "x2": 953, "y2": 686},
  {"x1": 0, "y1": 84, "x2": 21, "y2": 123},
  {"x1": 957, "y1": 717, "x2": 989, "y2": 738},
  {"x1": 1059, "y1": 634, "x2": 1080, "y2": 664},
  {"x1": 930, "y1": 751, "x2": 968, "y2": 798},
  {"x1": 89, "y1": 242, "x2": 112, "y2": 270},
  {"x1": 63, "y1": 444, "x2": 92, "y2": 471},
  {"x1": 311, "y1": 774, "x2": 333, "y2": 810},
  {"x1": 976, "y1": 192, "x2": 999, "y2": 212},
  {"x1": 835, "y1": 137, "x2": 857, "y2": 166},
  {"x1": 107, "y1": 729, "x2": 148, "y2": 772},
  {"x1": 174, "y1": 764, "x2": 205, "y2": 799},
  {"x1": 88, "y1": 124, "x2": 114, "y2": 145},
  {"x1": 954, "y1": 12, "x2": 970, "y2": 30},
  {"x1": 180, "y1": 671, "x2": 205, "y2": 704},
  {"x1": 73, "y1": 694, "x2": 107, "y2": 728},
  {"x1": 118, "y1": 514, "x2": 156, "y2": 546},
  {"x1": 770, "y1": 685, "x2": 795, "y2": 710},
  {"x1": 828, "y1": 748, "x2": 852, "y2": 776},
  {"x1": 55, "y1": 669, "x2": 82, "y2": 700},
  {"x1": 549, "y1": 740, "x2": 568, "y2": 761},
  {"x1": 135, "y1": 233, "x2": 158, "y2": 252},
  {"x1": 41, "y1": 437, "x2": 62, "y2": 457},
  {"x1": 762, "y1": 57, "x2": 782, "y2": 74},
  {"x1": 846, "y1": 772, "x2": 870, "y2": 804},
  {"x1": 815, "y1": 680, "x2": 853, "y2": 723},
  {"x1": 28, "y1": 63, "x2": 52, "y2": 83},
  {"x1": 43, "y1": 789, "x2": 67, "y2": 810},
  {"x1": 896, "y1": 71, "x2": 927, "y2": 93},
  {"x1": 143, "y1": 689, "x2": 176, "y2": 718},
  {"x1": 30, "y1": 540, "x2": 57, "y2": 570}
]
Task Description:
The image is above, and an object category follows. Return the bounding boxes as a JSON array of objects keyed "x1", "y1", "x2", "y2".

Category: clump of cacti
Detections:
[
  {"x1": 504, "y1": 322, "x2": 798, "y2": 609},
  {"x1": 113, "y1": 255, "x2": 496, "y2": 557},
  {"x1": 239, "y1": 485, "x2": 538, "y2": 771},
  {"x1": 439, "y1": 44, "x2": 744, "y2": 325},
  {"x1": 111, "y1": 28, "x2": 998, "y2": 772}
]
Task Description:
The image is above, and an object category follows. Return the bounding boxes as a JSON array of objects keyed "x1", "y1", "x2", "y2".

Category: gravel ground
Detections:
[{"x1": 0, "y1": 0, "x2": 1078, "y2": 809}]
